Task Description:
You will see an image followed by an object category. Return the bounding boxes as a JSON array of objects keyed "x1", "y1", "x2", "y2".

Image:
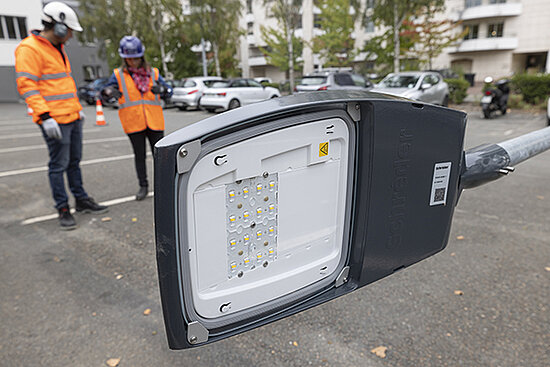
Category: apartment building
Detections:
[
  {"x1": 238, "y1": 0, "x2": 549, "y2": 83},
  {"x1": 0, "y1": 0, "x2": 108, "y2": 102},
  {"x1": 434, "y1": 0, "x2": 550, "y2": 82}
]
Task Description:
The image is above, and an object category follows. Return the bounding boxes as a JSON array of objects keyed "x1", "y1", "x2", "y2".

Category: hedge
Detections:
[
  {"x1": 444, "y1": 78, "x2": 470, "y2": 104},
  {"x1": 511, "y1": 73, "x2": 550, "y2": 104}
]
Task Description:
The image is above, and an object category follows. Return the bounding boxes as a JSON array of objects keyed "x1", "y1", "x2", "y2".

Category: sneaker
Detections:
[
  {"x1": 75, "y1": 197, "x2": 109, "y2": 214},
  {"x1": 58, "y1": 206, "x2": 77, "y2": 230},
  {"x1": 136, "y1": 186, "x2": 148, "y2": 201}
]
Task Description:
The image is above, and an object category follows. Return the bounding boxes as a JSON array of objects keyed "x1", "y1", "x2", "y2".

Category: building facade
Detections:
[
  {"x1": 0, "y1": 0, "x2": 108, "y2": 102},
  {"x1": 237, "y1": 0, "x2": 549, "y2": 84}
]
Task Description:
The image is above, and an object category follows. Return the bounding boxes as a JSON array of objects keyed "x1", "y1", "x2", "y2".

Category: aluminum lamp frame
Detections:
[{"x1": 154, "y1": 91, "x2": 467, "y2": 349}]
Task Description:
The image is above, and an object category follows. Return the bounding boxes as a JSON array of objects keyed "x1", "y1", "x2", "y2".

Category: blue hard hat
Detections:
[{"x1": 118, "y1": 36, "x2": 145, "y2": 58}]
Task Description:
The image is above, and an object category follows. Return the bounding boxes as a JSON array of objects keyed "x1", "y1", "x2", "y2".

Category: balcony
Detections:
[
  {"x1": 451, "y1": 37, "x2": 518, "y2": 53},
  {"x1": 461, "y1": 2, "x2": 522, "y2": 21},
  {"x1": 248, "y1": 56, "x2": 267, "y2": 67}
]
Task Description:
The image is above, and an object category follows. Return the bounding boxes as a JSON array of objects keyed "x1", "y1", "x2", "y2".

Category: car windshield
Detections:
[
  {"x1": 379, "y1": 75, "x2": 420, "y2": 89},
  {"x1": 204, "y1": 80, "x2": 219, "y2": 87},
  {"x1": 301, "y1": 76, "x2": 328, "y2": 85},
  {"x1": 211, "y1": 81, "x2": 230, "y2": 88}
]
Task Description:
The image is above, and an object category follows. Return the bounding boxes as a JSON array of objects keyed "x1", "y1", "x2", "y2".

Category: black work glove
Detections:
[{"x1": 151, "y1": 85, "x2": 162, "y2": 94}]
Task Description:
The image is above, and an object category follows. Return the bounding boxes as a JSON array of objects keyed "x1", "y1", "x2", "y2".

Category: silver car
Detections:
[
  {"x1": 295, "y1": 71, "x2": 373, "y2": 92},
  {"x1": 171, "y1": 76, "x2": 223, "y2": 111},
  {"x1": 372, "y1": 71, "x2": 450, "y2": 106}
]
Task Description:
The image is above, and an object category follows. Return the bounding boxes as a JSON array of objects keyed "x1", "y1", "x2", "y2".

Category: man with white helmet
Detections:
[{"x1": 15, "y1": 1, "x2": 108, "y2": 230}]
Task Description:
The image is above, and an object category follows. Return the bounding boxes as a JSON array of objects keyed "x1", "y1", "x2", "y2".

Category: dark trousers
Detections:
[
  {"x1": 40, "y1": 119, "x2": 88, "y2": 209},
  {"x1": 127, "y1": 128, "x2": 164, "y2": 188}
]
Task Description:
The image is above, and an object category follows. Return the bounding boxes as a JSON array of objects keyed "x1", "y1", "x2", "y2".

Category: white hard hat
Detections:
[{"x1": 42, "y1": 1, "x2": 83, "y2": 32}]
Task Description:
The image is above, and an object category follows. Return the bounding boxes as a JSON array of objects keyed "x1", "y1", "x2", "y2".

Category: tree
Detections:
[
  {"x1": 414, "y1": 3, "x2": 467, "y2": 70},
  {"x1": 260, "y1": 0, "x2": 303, "y2": 92},
  {"x1": 366, "y1": 0, "x2": 443, "y2": 73},
  {"x1": 312, "y1": 0, "x2": 361, "y2": 68},
  {"x1": 79, "y1": 0, "x2": 200, "y2": 77},
  {"x1": 189, "y1": 0, "x2": 242, "y2": 77}
]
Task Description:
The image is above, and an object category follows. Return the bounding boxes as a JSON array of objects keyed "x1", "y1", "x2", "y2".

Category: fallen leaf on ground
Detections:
[
  {"x1": 53, "y1": 256, "x2": 61, "y2": 262},
  {"x1": 143, "y1": 308, "x2": 151, "y2": 316},
  {"x1": 152, "y1": 331, "x2": 157, "y2": 335},
  {"x1": 456, "y1": 235, "x2": 465, "y2": 240},
  {"x1": 101, "y1": 217, "x2": 112, "y2": 222},
  {"x1": 371, "y1": 346, "x2": 387, "y2": 358},
  {"x1": 292, "y1": 341, "x2": 298, "y2": 347},
  {"x1": 106, "y1": 358, "x2": 120, "y2": 367},
  {"x1": 545, "y1": 267, "x2": 550, "y2": 272},
  {"x1": 132, "y1": 218, "x2": 138, "y2": 222},
  {"x1": 536, "y1": 196, "x2": 544, "y2": 200},
  {"x1": 450, "y1": 252, "x2": 456, "y2": 256},
  {"x1": 116, "y1": 274, "x2": 124, "y2": 280},
  {"x1": 92, "y1": 312, "x2": 97, "y2": 317},
  {"x1": 454, "y1": 290, "x2": 464, "y2": 296}
]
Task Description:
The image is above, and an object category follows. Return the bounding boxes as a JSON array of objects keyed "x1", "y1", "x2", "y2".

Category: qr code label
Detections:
[{"x1": 430, "y1": 162, "x2": 451, "y2": 206}]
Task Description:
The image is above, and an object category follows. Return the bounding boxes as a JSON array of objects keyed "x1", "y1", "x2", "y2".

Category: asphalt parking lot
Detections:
[{"x1": 0, "y1": 101, "x2": 549, "y2": 366}]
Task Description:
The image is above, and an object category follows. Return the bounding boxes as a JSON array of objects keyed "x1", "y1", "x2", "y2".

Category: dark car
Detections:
[
  {"x1": 294, "y1": 71, "x2": 373, "y2": 92},
  {"x1": 78, "y1": 77, "x2": 109, "y2": 105}
]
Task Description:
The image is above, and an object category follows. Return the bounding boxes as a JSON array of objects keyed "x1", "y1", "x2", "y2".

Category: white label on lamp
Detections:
[{"x1": 430, "y1": 162, "x2": 451, "y2": 206}]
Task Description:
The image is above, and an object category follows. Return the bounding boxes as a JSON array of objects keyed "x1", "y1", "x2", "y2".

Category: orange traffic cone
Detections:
[{"x1": 95, "y1": 99, "x2": 107, "y2": 126}]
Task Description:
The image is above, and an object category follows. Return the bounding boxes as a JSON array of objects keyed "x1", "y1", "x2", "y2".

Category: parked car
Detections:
[
  {"x1": 372, "y1": 71, "x2": 449, "y2": 106},
  {"x1": 78, "y1": 77, "x2": 109, "y2": 105},
  {"x1": 254, "y1": 77, "x2": 272, "y2": 84},
  {"x1": 547, "y1": 97, "x2": 550, "y2": 126},
  {"x1": 171, "y1": 76, "x2": 222, "y2": 111},
  {"x1": 294, "y1": 71, "x2": 373, "y2": 92},
  {"x1": 199, "y1": 78, "x2": 281, "y2": 112}
]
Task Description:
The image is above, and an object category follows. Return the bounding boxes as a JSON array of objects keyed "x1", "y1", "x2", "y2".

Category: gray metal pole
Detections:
[
  {"x1": 201, "y1": 38, "x2": 208, "y2": 77},
  {"x1": 461, "y1": 126, "x2": 550, "y2": 190}
]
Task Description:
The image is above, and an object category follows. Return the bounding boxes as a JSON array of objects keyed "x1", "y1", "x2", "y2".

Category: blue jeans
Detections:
[{"x1": 40, "y1": 119, "x2": 88, "y2": 209}]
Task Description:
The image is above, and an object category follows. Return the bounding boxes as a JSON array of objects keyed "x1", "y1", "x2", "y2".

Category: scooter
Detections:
[{"x1": 481, "y1": 77, "x2": 510, "y2": 119}]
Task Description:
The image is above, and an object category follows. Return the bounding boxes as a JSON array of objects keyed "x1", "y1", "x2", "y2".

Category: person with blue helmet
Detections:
[{"x1": 102, "y1": 36, "x2": 172, "y2": 201}]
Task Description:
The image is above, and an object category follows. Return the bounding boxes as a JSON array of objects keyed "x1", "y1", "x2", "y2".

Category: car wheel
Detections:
[
  {"x1": 442, "y1": 95, "x2": 449, "y2": 107},
  {"x1": 228, "y1": 99, "x2": 240, "y2": 110},
  {"x1": 206, "y1": 108, "x2": 216, "y2": 113},
  {"x1": 270, "y1": 95, "x2": 278, "y2": 99},
  {"x1": 178, "y1": 106, "x2": 187, "y2": 111},
  {"x1": 86, "y1": 98, "x2": 95, "y2": 105}
]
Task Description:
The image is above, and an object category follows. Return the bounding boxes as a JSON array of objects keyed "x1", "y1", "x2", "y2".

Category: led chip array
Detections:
[{"x1": 225, "y1": 173, "x2": 278, "y2": 277}]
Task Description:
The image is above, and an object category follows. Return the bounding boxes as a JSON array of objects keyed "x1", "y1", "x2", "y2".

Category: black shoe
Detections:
[
  {"x1": 58, "y1": 206, "x2": 77, "y2": 230},
  {"x1": 136, "y1": 186, "x2": 148, "y2": 201},
  {"x1": 75, "y1": 197, "x2": 108, "y2": 214}
]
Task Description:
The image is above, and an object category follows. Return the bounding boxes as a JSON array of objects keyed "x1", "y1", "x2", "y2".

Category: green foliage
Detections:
[
  {"x1": 189, "y1": 0, "x2": 243, "y2": 77},
  {"x1": 444, "y1": 78, "x2": 469, "y2": 104},
  {"x1": 78, "y1": 0, "x2": 200, "y2": 77},
  {"x1": 262, "y1": 82, "x2": 280, "y2": 89},
  {"x1": 511, "y1": 73, "x2": 550, "y2": 104},
  {"x1": 259, "y1": 26, "x2": 303, "y2": 73},
  {"x1": 313, "y1": 0, "x2": 359, "y2": 67}
]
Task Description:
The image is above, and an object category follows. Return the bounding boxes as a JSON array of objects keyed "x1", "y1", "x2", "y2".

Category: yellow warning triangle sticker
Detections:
[{"x1": 319, "y1": 142, "x2": 329, "y2": 157}]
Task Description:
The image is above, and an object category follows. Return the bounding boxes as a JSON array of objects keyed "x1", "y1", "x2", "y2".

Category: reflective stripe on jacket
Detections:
[
  {"x1": 114, "y1": 67, "x2": 164, "y2": 134},
  {"x1": 15, "y1": 31, "x2": 81, "y2": 124}
]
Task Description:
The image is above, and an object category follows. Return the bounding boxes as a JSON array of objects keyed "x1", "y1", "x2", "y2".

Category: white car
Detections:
[
  {"x1": 372, "y1": 71, "x2": 450, "y2": 106},
  {"x1": 547, "y1": 97, "x2": 550, "y2": 126},
  {"x1": 171, "y1": 76, "x2": 222, "y2": 111},
  {"x1": 199, "y1": 78, "x2": 281, "y2": 112}
]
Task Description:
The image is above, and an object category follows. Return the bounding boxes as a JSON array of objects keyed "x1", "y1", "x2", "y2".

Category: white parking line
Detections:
[
  {"x1": 0, "y1": 136, "x2": 128, "y2": 154},
  {"x1": 20, "y1": 192, "x2": 154, "y2": 225},
  {"x1": 0, "y1": 153, "x2": 151, "y2": 178},
  {"x1": 0, "y1": 128, "x2": 111, "y2": 140}
]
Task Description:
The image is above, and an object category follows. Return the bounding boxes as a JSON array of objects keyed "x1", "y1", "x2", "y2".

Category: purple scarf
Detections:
[{"x1": 128, "y1": 67, "x2": 151, "y2": 93}]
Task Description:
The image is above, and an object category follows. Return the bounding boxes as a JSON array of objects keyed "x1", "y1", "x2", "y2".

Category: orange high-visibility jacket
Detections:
[
  {"x1": 15, "y1": 31, "x2": 82, "y2": 124},
  {"x1": 114, "y1": 67, "x2": 165, "y2": 134}
]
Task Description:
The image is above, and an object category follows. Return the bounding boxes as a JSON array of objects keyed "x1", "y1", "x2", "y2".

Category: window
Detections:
[
  {"x1": 365, "y1": 17, "x2": 374, "y2": 33},
  {"x1": 246, "y1": 0, "x2": 253, "y2": 14},
  {"x1": 0, "y1": 15, "x2": 27, "y2": 40},
  {"x1": 366, "y1": 0, "x2": 374, "y2": 8},
  {"x1": 488, "y1": 23, "x2": 504, "y2": 38},
  {"x1": 465, "y1": 0, "x2": 481, "y2": 8},
  {"x1": 351, "y1": 74, "x2": 366, "y2": 87},
  {"x1": 334, "y1": 73, "x2": 355, "y2": 86},
  {"x1": 247, "y1": 80, "x2": 262, "y2": 88},
  {"x1": 463, "y1": 24, "x2": 479, "y2": 40},
  {"x1": 247, "y1": 22, "x2": 254, "y2": 36},
  {"x1": 314, "y1": 14, "x2": 322, "y2": 29},
  {"x1": 490, "y1": 0, "x2": 506, "y2": 3},
  {"x1": 232, "y1": 79, "x2": 248, "y2": 88}
]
